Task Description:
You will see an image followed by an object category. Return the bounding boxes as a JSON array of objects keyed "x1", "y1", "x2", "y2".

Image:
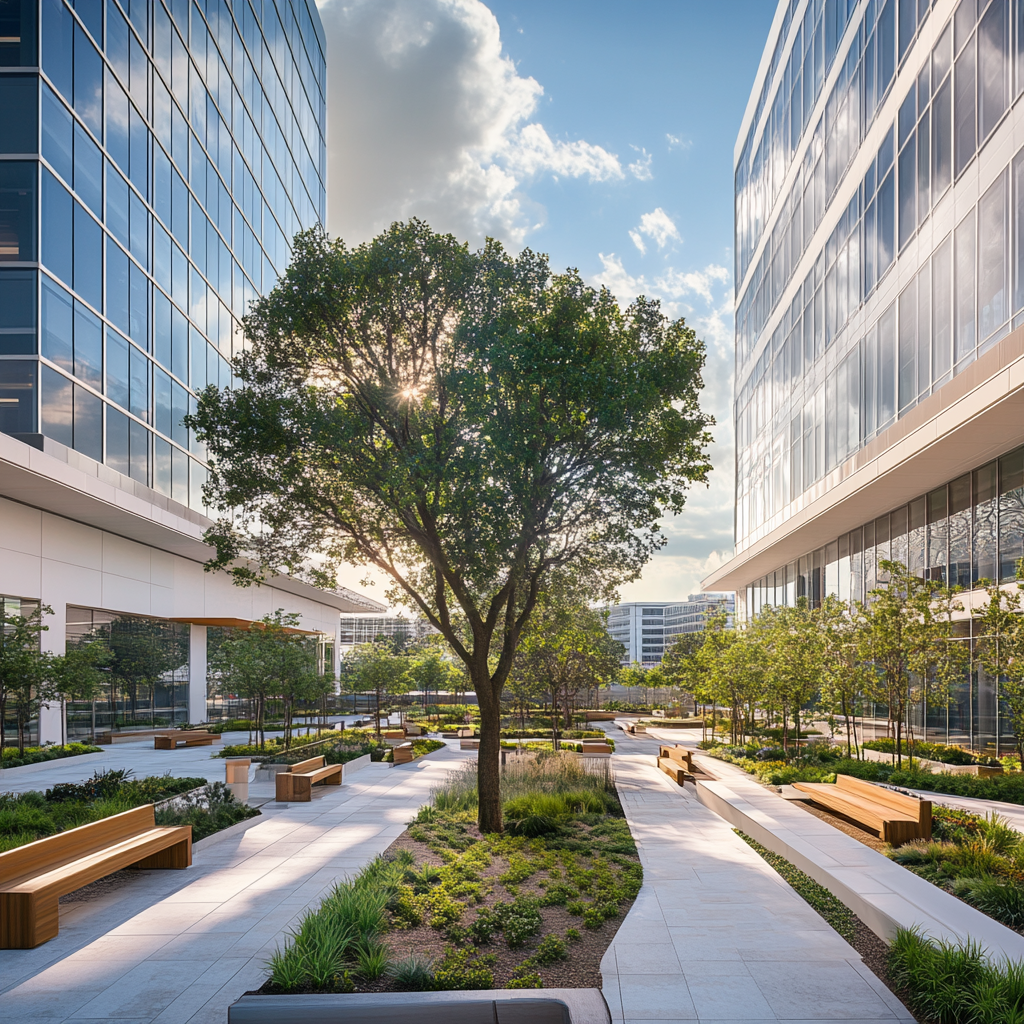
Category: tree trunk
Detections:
[{"x1": 476, "y1": 678, "x2": 503, "y2": 833}]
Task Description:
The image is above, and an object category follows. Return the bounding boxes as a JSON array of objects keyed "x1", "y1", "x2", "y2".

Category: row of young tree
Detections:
[
  {"x1": 342, "y1": 588, "x2": 625, "y2": 732},
  {"x1": 663, "y1": 560, "x2": 1024, "y2": 767}
]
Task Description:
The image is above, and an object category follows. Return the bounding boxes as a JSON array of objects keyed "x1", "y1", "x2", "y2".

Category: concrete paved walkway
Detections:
[
  {"x1": 603, "y1": 753, "x2": 913, "y2": 1024},
  {"x1": 0, "y1": 748, "x2": 470, "y2": 1023}
]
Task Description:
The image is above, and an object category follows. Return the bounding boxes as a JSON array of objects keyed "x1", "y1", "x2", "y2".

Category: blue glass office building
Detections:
[{"x1": 0, "y1": 0, "x2": 326, "y2": 511}]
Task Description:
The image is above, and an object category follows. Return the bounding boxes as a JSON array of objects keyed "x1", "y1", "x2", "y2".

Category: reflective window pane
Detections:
[
  {"x1": 41, "y1": 275, "x2": 73, "y2": 369},
  {"x1": 41, "y1": 84, "x2": 74, "y2": 182},
  {"x1": 0, "y1": 268, "x2": 36, "y2": 354},
  {"x1": 73, "y1": 202, "x2": 101, "y2": 309},
  {"x1": 73, "y1": 300, "x2": 102, "y2": 389},
  {"x1": 74, "y1": 123, "x2": 103, "y2": 217},
  {"x1": 999, "y1": 448, "x2": 1024, "y2": 582},
  {"x1": 73, "y1": 382, "x2": 102, "y2": 460},
  {"x1": 106, "y1": 329, "x2": 129, "y2": 409},
  {"x1": 0, "y1": 360, "x2": 37, "y2": 436},
  {"x1": 106, "y1": 403, "x2": 130, "y2": 473},
  {"x1": 0, "y1": 75, "x2": 37, "y2": 154},
  {"x1": 41, "y1": 364, "x2": 73, "y2": 446},
  {"x1": 1, "y1": 161, "x2": 37, "y2": 262},
  {"x1": 42, "y1": 0, "x2": 73, "y2": 101},
  {"x1": 106, "y1": 237, "x2": 129, "y2": 334},
  {"x1": 0, "y1": 0, "x2": 38, "y2": 68},
  {"x1": 73, "y1": 23, "x2": 102, "y2": 139}
]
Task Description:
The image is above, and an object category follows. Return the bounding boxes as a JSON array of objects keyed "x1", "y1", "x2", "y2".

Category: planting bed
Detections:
[{"x1": 259, "y1": 753, "x2": 641, "y2": 994}]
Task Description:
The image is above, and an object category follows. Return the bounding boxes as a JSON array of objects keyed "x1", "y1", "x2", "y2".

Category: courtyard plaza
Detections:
[{"x1": 0, "y1": 724, "x2": 916, "y2": 1024}]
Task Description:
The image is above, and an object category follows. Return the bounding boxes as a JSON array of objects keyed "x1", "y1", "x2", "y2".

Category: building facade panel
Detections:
[
  {"x1": 708, "y1": 0, "x2": 1024, "y2": 756},
  {"x1": 0, "y1": 0, "x2": 389, "y2": 747}
]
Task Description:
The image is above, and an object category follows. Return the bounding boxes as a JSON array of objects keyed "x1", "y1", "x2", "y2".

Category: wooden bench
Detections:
[
  {"x1": 581, "y1": 741, "x2": 613, "y2": 754},
  {"x1": 460, "y1": 738, "x2": 480, "y2": 750},
  {"x1": 274, "y1": 756, "x2": 343, "y2": 801},
  {"x1": 792, "y1": 774, "x2": 932, "y2": 844},
  {"x1": 657, "y1": 744, "x2": 694, "y2": 785},
  {"x1": 0, "y1": 805, "x2": 191, "y2": 949},
  {"x1": 154, "y1": 730, "x2": 218, "y2": 749},
  {"x1": 392, "y1": 743, "x2": 415, "y2": 764}
]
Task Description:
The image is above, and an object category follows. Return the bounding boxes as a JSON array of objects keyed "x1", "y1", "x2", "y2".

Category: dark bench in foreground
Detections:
[
  {"x1": 154, "y1": 730, "x2": 218, "y2": 749},
  {"x1": 228, "y1": 988, "x2": 610, "y2": 1023},
  {"x1": 275, "y1": 755, "x2": 343, "y2": 801},
  {"x1": 793, "y1": 773, "x2": 931, "y2": 844},
  {"x1": 0, "y1": 805, "x2": 191, "y2": 948}
]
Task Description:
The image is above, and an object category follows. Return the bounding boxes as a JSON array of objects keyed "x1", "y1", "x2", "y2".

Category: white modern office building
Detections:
[
  {"x1": 0, "y1": 0, "x2": 384, "y2": 746},
  {"x1": 705, "y1": 0, "x2": 1024, "y2": 753},
  {"x1": 663, "y1": 593, "x2": 736, "y2": 639},
  {"x1": 339, "y1": 614, "x2": 436, "y2": 649}
]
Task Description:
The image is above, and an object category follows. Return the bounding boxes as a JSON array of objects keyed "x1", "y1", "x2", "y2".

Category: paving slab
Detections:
[
  {"x1": 693, "y1": 763, "x2": 1024, "y2": 963},
  {"x1": 0, "y1": 744, "x2": 471, "y2": 1022},
  {"x1": 603, "y1": 753, "x2": 914, "y2": 1024}
]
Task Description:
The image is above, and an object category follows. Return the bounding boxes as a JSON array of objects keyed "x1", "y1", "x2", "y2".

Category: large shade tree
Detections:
[{"x1": 190, "y1": 220, "x2": 712, "y2": 832}]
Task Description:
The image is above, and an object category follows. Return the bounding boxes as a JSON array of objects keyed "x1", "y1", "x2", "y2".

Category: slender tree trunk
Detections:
[{"x1": 476, "y1": 676, "x2": 503, "y2": 833}]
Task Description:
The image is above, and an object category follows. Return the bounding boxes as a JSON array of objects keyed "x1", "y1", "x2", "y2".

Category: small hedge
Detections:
[
  {"x1": 735, "y1": 830, "x2": 854, "y2": 942},
  {"x1": 1, "y1": 742, "x2": 102, "y2": 768},
  {"x1": 863, "y1": 737, "x2": 999, "y2": 767},
  {"x1": 384, "y1": 739, "x2": 447, "y2": 762},
  {"x1": 703, "y1": 743, "x2": 1024, "y2": 805}
]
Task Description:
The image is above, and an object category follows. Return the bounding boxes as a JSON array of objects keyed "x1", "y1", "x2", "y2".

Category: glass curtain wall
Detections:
[
  {"x1": 735, "y1": 0, "x2": 1024, "y2": 548},
  {"x1": 745, "y1": 439, "x2": 1024, "y2": 756},
  {"x1": 0, "y1": 0, "x2": 326, "y2": 514},
  {"x1": 0, "y1": 595, "x2": 42, "y2": 748},
  {"x1": 65, "y1": 605, "x2": 189, "y2": 739}
]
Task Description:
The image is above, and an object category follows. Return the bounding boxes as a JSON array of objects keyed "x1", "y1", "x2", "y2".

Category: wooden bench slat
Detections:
[
  {"x1": 0, "y1": 805, "x2": 192, "y2": 949},
  {"x1": 792, "y1": 776, "x2": 930, "y2": 843}
]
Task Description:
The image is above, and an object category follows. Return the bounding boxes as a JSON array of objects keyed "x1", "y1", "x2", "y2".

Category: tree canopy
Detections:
[{"x1": 191, "y1": 219, "x2": 713, "y2": 831}]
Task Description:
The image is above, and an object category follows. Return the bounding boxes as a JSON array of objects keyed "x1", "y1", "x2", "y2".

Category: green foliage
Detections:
[
  {"x1": 565, "y1": 927, "x2": 581, "y2": 942},
  {"x1": 953, "y1": 877, "x2": 1024, "y2": 931},
  {"x1": 0, "y1": 770, "x2": 231, "y2": 852},
  {"x1": 154, "y1": 782, "x2": 260, "y2": 842},
  {"x1": 354, "y1": 939, "x2": 393, "y2": 980},
  {"x1": 863, "y1": 737, "x2": 988, "y2": 766},
  {"x1": 430, "y1": 947, "x2": 495, "y2": 991},
  {"x1": 888, "y1": 927, "x2": 1024, "y2": 1024},
  {"x1": 735, "y1": 831, "x2": 854, "y2": 943},
  {"x1": 0, "y1": 742, "x2": 102, "y2": 768},
  {"x1": 507, "y1": 966, "x2": 544, "y2": 989},
  {"x1": 531, "y1": 935, "x2": 569, "y2": 964}
]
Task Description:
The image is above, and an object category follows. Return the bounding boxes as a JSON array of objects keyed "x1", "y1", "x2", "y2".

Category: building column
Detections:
[
  {"x1": 189, "y1": 624, "x2": 208, "y2": 725},
  {"x1": 37, "y1": 600, "x2": 66, "y2": 745}
]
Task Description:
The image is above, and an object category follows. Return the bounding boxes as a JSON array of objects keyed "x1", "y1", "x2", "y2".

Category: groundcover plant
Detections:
[{"x1": 265, "y1": 753, "x2": 641, "y2": 992}]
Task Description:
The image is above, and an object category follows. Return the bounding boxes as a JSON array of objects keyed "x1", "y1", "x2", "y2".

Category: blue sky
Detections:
[{"x1": 318, "y1": 0, "x2": 777, "y2": 603}]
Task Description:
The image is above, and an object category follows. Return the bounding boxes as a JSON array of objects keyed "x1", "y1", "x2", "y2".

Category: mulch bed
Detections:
[{"x1": 351, "y1": 825, "x2": 630, "y2": 990}]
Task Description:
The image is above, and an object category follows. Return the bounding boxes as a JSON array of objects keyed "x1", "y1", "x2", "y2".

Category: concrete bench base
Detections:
[{"x1": 228, "y1": 989, "x2": 610, "y2": 1024}]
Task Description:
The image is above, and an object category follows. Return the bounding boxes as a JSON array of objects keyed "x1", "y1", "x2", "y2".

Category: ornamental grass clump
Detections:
[{"x1": 888, "y1": 927, "x2": 1024, "y2": 1024}]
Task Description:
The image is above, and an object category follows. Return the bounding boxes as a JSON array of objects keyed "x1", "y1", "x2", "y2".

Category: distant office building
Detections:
[
  {"x1": 339, "y1": 614, "x2": 435, "y2": 648},
  {"x1": 663, "y1": 593, "x2": 736, "y2": 638},
  {"x1": 604, "y1": 602, "x2": 671, "y2": 666}
]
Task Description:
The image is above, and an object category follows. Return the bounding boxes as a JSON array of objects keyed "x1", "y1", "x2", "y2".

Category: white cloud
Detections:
[
  {"x1": 626, "y1": 208, "x2": 681, "y2": 257},
  {"x1": 627, "y1": 146, "x2": 653, "y2": 180},
  {"x1": 590, "y1": 254, "x2": 736, "y2": 601},
  {"x1": 318, "y1": 0, "x2": 624, "y2": 247},
  {"x1": 665, "y1": 133, "x2": 691, "y2": 151},
  {"x1": 655, "y1": 263, "x2": 729, "y2": 304}
]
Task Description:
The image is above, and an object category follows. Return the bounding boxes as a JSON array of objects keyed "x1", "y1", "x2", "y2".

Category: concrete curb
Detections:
[
  {"x1": 192, "y1": 811, "x2": 266, "y2": 852},
  {"x1": 694, "y1": 773, "x2": 1024, "y2": 963}
]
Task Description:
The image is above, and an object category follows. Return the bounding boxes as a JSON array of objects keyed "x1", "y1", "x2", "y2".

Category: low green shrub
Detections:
[
  {"x1": 154, "y1": 782, "x2": 260, "y2": 842},
  {"x1": 430, "y1": 947, "x2": 495, "y2": 991},
  {"x1": 0, "y1": 742, "x2": 101, "y2": 768},
  {"x1": 863, "y1": 736, "x2": 1000, "y2": 767},
  {"x1": 952, "y1": 877, "x2": 1024, "y2": 931},
  {"x1": 389, "y1": 955, "x2": 435, "y2": 991}
]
